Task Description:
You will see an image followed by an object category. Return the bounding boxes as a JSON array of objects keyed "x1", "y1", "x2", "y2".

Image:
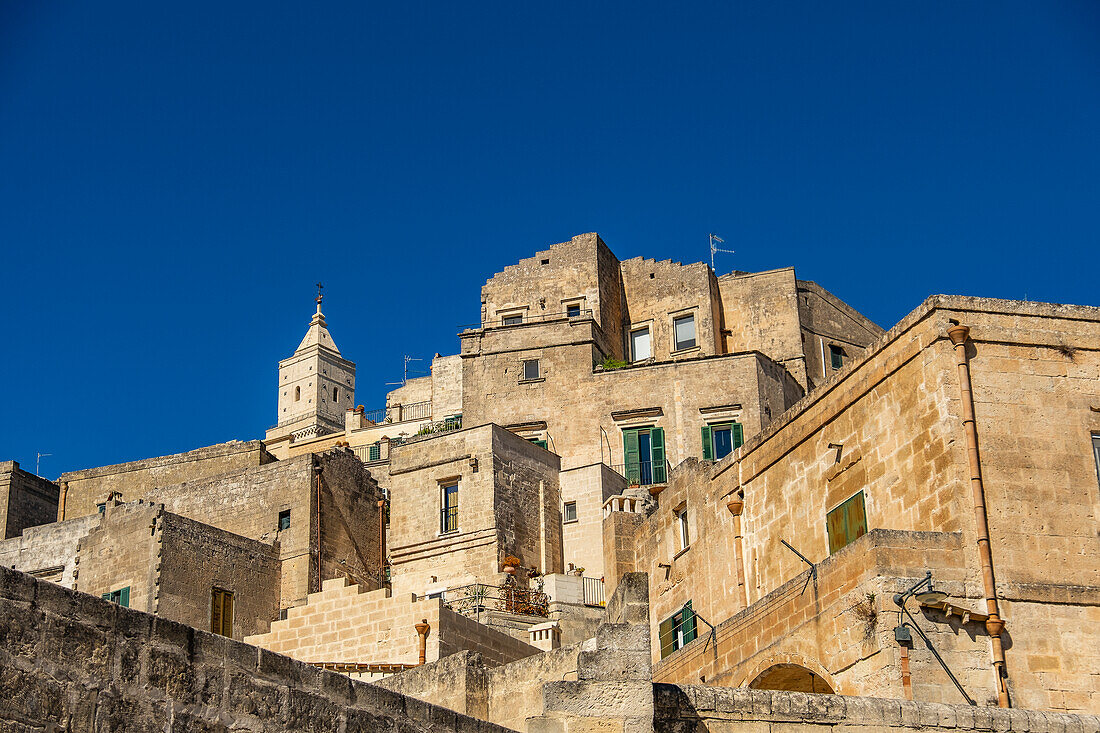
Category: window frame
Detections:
[
  {"x1": 211, "y1": 586, "x2": 234, "y2": 637},
  {"x1": 658, "y1": 601, "x2": 697, "y2": 658},
  {"x1": 521, "y1": 359, "x2": 541, "y2": 381},
  {"x1": 829, "y1": 344, "x2": 846, "y2": 370},
  {"x1": 672, "y1": 313, "x2": 697, "y2": 352},
  {"x1": 102, "y1": 586, "x2": 130, "y2": 607},
  {"x1": 630, "y1": 326, "x2": 652, "y2": 362},
  {"x1": 563, "y1": 501, "x2": 578, "y2": 524},
  {"x1": 677, "y1": 507, "x2": 690, "y2": 551},
  {"x1": 278, "y1": 509, "x2": 291, "y2": 531},
  {"x1": 440, "y1": 481, "x2": 459, "y2": 534},
  {"x1": 826, "y1": 491, "x2": 868, "y2": 555},
  {"x1": 701, "y1": 422, "x2": 744, "y2": 460}
]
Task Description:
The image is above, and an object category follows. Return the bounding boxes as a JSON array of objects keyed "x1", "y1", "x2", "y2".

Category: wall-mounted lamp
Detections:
[{"x1": 893, "y1": 571, "x2": 948, "y2": 607}]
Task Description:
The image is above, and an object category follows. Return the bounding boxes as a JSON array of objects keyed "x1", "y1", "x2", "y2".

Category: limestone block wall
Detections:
[
  {"x1": 0, "y1": 512, "x2": 99, "y2": 587},
  {"x1": 560, "y1": 463, "x2": 626, "y2": 577},
  {"x1": 0, "y1": 460, "x2": 59, "y2": 539},
  {"x1": 654, "y1": 685, "x2": 1100, "y2": 733},
  {"x1": 58, "y1": 440, "x2": 275, "y2": 520},
  {"x1": 717, "y1": 268, "x2": 807, "y2": 384},
  {"x1": 245, "y1": 576, "x2": 539, "y2": 670},
  {"x1": 388, "y1": 425, "x2": 562, "y2": 596},
  {"x1": 796, "y1": 278, "x2": 885, "y2": 389},
  {"x1": 73, "y1": 501, "x2": 160, "y2": 613},
  {"x1": 157, "y1": 512, "x2": 281, "y2": 640},
  {"x1": 619, "y1": 256, "x2": 722, "y2": 360},
  {"x1": 0, "y1": 564, "x2": 511, "y2": 733}
]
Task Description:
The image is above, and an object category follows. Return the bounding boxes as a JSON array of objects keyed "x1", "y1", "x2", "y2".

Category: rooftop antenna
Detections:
[
  {"x1": 36, "y1": 452, "x2": 52, "y2": 476},
  {"x1": 709, "y1": 233, "x2": 734, "y2": 272},
  {"x1": 386, "y1": 355, "x2": 423, "y2": 387}
]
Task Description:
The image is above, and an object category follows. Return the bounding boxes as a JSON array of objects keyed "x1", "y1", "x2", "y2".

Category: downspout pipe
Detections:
[
  {"x1": 947, "y1": 324, "x2": 1010, "y2": 708},
  {"x1": 378, "y1": 497, "x2": 388, "y2": 586}
]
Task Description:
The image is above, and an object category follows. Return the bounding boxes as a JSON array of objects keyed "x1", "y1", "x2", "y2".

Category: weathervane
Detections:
[{"x1": 315, "y1": 282, "x2": 324, "y2": 305}]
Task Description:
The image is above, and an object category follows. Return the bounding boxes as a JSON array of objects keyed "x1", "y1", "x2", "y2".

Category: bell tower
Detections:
[{"x1": 266, "y1": 286, "x2": 356, "y2": 443}]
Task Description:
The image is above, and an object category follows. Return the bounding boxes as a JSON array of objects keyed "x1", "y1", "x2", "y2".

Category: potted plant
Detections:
[{"x1": 502, "y1": 555, "x2": 521, "y2": 575}]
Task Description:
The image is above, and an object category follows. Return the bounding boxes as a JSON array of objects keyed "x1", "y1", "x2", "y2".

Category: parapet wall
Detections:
[
  {"x1": 0, "y1": 564, "x2": 511, "y2": 732},
  {"x1": 655, "y1": 684, "x2": 1100, "y2": 733}
]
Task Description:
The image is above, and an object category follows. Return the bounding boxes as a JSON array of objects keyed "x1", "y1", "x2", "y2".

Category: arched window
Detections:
[{"x1": 294, "y1": 386, "x2": 301, "y2": 402}]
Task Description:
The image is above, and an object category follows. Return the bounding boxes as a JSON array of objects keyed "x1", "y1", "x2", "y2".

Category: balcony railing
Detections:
[
  {"x1": 459, "y1": 308, "x2": 593, "y2": 331},
  {"x1": 393, "y1": 400, "x2": 432, "y2": 422},
  {"x1": 360, "y1": 407, "x2": 388, "y2": 424},
  {"x1": 404, "y1": 414, "x2": 463, "y2": 444},
  {"x1": 583, "y1": 576, "x2": 606, "y2": 607},
  {"x1": 351, "y1": 443, "x2": 384, "y2": 463},
  {"x1": 433, "y1": 582, "x2": 550, "y2": 620},
  {"x1": 440, "y1": 505, "x2": 458, "y2": 533},
  {"x1": 609, "y1": 459, "x2": 669, "y2": 487}
]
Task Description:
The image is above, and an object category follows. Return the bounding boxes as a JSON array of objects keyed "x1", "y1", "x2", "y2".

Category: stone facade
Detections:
[
  {"x1": 387, "y1": 424, "x2": 564, "y2": 596},
  {"x1": 606, "y1": 295, "x2": 1100, "y2": 714},
  {"x1": 0, "y1": 461, "x2": 59, "y2": 540},
  {"x1": 58, "y1": 439, "x2": 275, "y2": 521},
  {"x1": 0, "y1": 565, "x2": 512, "y2": 733}
]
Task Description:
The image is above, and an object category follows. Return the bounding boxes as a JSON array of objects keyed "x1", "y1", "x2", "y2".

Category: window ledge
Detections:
[
  {"x1": 518, "y1": 377, "x2": 546, "y2": 384},
  {"x1": 671, "y1": 345, "x2": 700, "y2": 356},
  {"x1": 438, "y1": 530, "x2": 460, "y2": 538},
  {"x1": 563, "y1": 518, "x2": 579, "y2": 525},
  {"x1": 673, "y1": 546, "x2": 691, "y2": 560}
]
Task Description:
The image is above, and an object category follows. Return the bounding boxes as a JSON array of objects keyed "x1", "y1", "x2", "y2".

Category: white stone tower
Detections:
[{"x1": 266, "y1": 291, "x2": 356, "y2": 443}]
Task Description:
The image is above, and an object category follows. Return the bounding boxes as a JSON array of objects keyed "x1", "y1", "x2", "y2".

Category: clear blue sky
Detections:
[{"x1": 2, "y1": 2, "x2": 1097, "y2": 478}]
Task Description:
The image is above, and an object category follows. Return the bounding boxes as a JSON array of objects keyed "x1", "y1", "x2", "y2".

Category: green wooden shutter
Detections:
[
  {"x1": 827, "y1": 492, "x2": 867, "y2": 554},
  {"x1": 211, "y1": 589, "x2": 222, "y2": 633},
  {"x1": 119, "y1": 587, "x2": 129, "y2": 608},
  {"x1": 651, "y1": 428, "x2": 666, "y2": 483},
  {"x1": 826, "y1": 503, "x2": 847, "y2": 554},
  {"x1": 683, "y1": 601, "x2": 697, "y2": 645},
  {"x1": 847, "y1": 492, "x2": 867, "y2": 544},
  {"x1": 658, "y1": 616, "x2": 675, "y2": 658},
  {"x1": 623, "y1": 429, "x2": 641, "y2": 484},
  {"x1": 732, "y1": 423, "x2": 744, "y2": 450},
  {"x1": 701, "y1": 426, "x2": 713, "y2": 460},
  {"x1": 223, "y1": 592, "x2": 234, "y2": 637}
]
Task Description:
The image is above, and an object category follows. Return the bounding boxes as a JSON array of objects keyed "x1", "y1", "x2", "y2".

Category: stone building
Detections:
[
  {"x1": 604, "y1": 295, "x2": 1100, "y2": 715},
  {"x1": 0, "y1": 460, "x2": 59, "y2": 539},
  {"x1": 3, "y1": 231, "x2": 1098, "y2": 729}
]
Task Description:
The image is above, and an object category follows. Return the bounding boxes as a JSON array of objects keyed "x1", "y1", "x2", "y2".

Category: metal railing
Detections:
[
  {"x1": 394, "y1": 400, "x2": 432, "y2": 422},
  {"x1": 360, "y1": 407, "x2": 388, "y2": 424},
  {"x1": 459, "y1": 308, "x2": 593, "y2": 331},
  {"x1": 583, "y1": 576, "x2": 606, "y2": 607},
  {"x1": 405, "y1": 414, "x2": 463, "y2": 444},
  {"x1": 440, "y1": 505, "x2": 458, "y2": 533},
  {"x1": 352, "y1": 443, "x2": 384, "y2": 463},
  {"x1": 434, "y1": 582, "x2": 550, "y2": 620},
  {"x1": 609, "y1": 459, "x2": 669, "y2": 486}
]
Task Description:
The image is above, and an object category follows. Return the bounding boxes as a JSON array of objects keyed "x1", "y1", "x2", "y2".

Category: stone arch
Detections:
[{"x1": 741, "y1": 653, "x2": 837, "y2": 694}]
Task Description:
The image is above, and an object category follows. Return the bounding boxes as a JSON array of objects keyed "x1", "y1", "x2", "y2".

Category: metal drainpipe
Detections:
[
  {"x1": 947, "y1": 324, "x2": 1010, "y2": 708},
  {"x1": 726, "y1": 490, "x2": 749, "y2": 609}
]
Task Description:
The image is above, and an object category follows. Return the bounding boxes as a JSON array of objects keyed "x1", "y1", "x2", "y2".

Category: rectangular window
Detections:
[
  {"x1": 278, "y1": 510, "x2": 291, "y2": 531},
  {"x1": 701, "y1": 423, "x2": 744, "y2": 460},
  {"x1": 522, "y1": 359, "x2": 540, "y2": 380},
  {"x1": 1093, "y1": 435, "x2": 1100, "y2": 490},
  {"x1": 630, "y1": 327, "x2": 651, "y2": 362},
  {"x1": 826, "y1": 491, "x2": 868, "y2": 554},
  {"x1": 622, "y1": 427, "x2": 666, "y2": 485},
  {"x1": 566, "y1": 303, "x2": 581, "y2": 317},
  {"x1": 829, "y1": 344, "x2": 845, "y2": 370},
  {"x1": 502, "y1": 314, "x2": 523, "y2": 326},
  {"x1": 97, "y1": 503, "x2": 106, "y2": 514},
  {"x1": 368, "y1": 442, "x2": 381, "y2": 461},
  {"x1": 211, "y1": 587, "x2": 234, "y2": 637},
  {"x1": 441, "y1": 482, "x2": 459, "y2": 533},
  {"x1": 658, "y1": 601, "x2": 697, "y2": 659},
  {"x1": 563, "y1": 501, "x2": 578, "y2": 523},
  {"x1": 673, "y1": 314, "x2": 696, "y2": 351},
  {"x1": 528, "y1": 438, "x2": 548, "y2": 449},
  {"x1": 677, "y1": 508, "x2": 690, "y2": 550},
  {"x1": 102, "y1": 587, "x2": 130, "y2": 607}
]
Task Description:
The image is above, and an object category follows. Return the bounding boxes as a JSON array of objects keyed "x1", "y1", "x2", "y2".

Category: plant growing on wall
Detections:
[{"x1": 596, "y1": 355, "x2": 628, "y2": 371}]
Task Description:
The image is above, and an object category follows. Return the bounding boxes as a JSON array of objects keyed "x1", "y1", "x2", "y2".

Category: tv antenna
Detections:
[
  {"x1": 36, "y1": 452, "x2": 52, "y2": 476},
  {"x1": 709, "y1": 233, "x2": 735, "y2": 271},
  {"x1": 385, "y1": 355, "x2": 423, "y2": 387}
]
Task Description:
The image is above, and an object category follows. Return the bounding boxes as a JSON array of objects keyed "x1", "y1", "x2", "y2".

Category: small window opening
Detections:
[
  {"x1": 541, "y1": 258, "x2": 550, "y2": 265},
  {"x1": 278, "y1": 510, "x2": 291, "y2": 530},
  {"x1": 829, "y1": 344, "x2": 846, "y2": 370},
  {"x1": 333, "y1": 387, "x2": 339, "y2": 401},
  {"x1": 673, "y1": 314, "x2": 696, "y2": 351},
  {"x1": 441, "y1": 482, "x2": 459, "y2": 533},
  {"x1": 563, "y1": 501, "x2": 578, "y2": 523},
  {"x1": 503, "y1": 314, "x2": 523, "y2": 326},
  {"x1": 294, "y1": 386, "x2": 301, "y2": 401},
  {"x1": 522, "y1": 359, "x2": 540, "y2": 381},
  {"x1": 211, "y1": 587, "x2": 234, "y2": 637},
  {"x1": 649, "y1": 273, "x2": 655, "y2": 279},
  {"x1": 102, "y1": 587, "x2": 130, "y2": 607},
  {"x1": 567, "y1": 303, "x2": 581, "y2": 317},
  {"x1": 677, "y1": 508, "x2": 690, "y2": 550}
]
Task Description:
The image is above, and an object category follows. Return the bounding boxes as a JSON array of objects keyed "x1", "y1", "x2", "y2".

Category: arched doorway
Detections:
[{"x1": 749, "y1": 664, "x2": 835, "y2": 694}]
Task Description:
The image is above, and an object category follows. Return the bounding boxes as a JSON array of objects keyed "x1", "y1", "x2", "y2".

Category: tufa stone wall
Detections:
[
  {"x1": 58, "y1": 440, "x2": 275, "y2": 521},
  {"x1": 0, "y1": 512, "x2": 100, "y2": 587},
  {"x1": 0, "y1": 564, "x2": 512, "y2": 732},
  {"x1": 0, "y1": 460, "x2": 59, "y2": 540}
]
